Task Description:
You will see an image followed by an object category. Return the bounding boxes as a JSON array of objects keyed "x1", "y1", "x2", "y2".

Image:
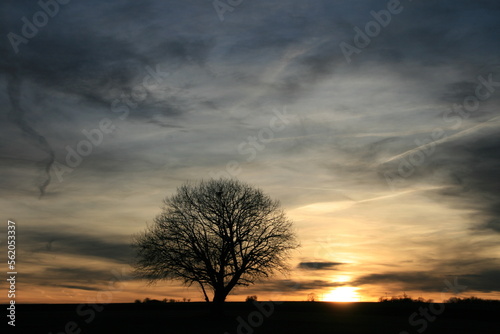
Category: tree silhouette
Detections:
[{"x1": 133, "y1": 179, "x2": 298, "y2": 312}]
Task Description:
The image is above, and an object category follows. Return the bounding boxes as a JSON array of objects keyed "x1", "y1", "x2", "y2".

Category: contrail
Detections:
[
  {"x1": 379, "y1": 115, "x2": 500, "y2": 165},
  {"x1": 7, "y1": 74, "x2": 55, "y2": 198}
]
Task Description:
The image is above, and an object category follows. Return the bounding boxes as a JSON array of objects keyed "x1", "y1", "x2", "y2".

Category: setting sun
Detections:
[{"x1": 323, "y1": 287, "x2": 360, "y2": 302}]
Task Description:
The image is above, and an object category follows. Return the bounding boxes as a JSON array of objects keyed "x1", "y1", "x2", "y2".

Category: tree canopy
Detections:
[{"x1": 133, "y1": 178, "x2": 298, "y2": 307}]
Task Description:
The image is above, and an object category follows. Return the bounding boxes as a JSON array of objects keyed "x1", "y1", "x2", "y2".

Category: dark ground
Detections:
[{"x1": 5, "y1": 301, "x2": 500, "y2": 334}]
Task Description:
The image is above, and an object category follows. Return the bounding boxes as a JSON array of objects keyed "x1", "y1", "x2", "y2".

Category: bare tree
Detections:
[{"x1": 133, "y1": 179, "x2": 298, "y2": 311}]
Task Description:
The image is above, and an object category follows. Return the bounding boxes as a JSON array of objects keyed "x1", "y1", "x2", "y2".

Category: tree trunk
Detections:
[{"x1": 211, "y1": 289, "x2": 227, "y2": 316}]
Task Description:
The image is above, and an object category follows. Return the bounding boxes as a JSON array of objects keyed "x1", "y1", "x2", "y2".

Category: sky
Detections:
[{"x1": 1, "y1": 0, "x2": 500, "y2": 304}]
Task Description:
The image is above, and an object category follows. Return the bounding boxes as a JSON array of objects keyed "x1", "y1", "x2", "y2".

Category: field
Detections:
[{"x1": 10, "y1": 301, "x2": 500, "y2": 334}]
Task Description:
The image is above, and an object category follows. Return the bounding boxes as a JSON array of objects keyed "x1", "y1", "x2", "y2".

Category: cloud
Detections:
[
  {"x1": 57, "y1": 285, "x2": 101, "y2": 291},
  {"x1": 254, "y1": 279, "x2": 346, "y2": 293},
  {"x1": 0, "y1": 0, "x2": 219, "y2": 196},
  {"x1": 297, "y1": 262, "x2": 343, "y2": 270},
  {"x1": 380, "y1": 129, "x2": 500, "y2": 234},
  {"x1": 353, "y1": 269, "x2": 500, "y2": 293},
  {"x1": 439, "y1": 132, "x2": 500, "y2": 233},
  {"x1": 23, "y1": 227, "x2": 134, "y2": 264},
  {"x1": 460, "y1": 270, "x2": 500, "y2": 293},
  {"x1": 5, "y1": 73, "x2": 55, "y2": 198},
  {"x1": 353, "y1": 272, "x2": 443, "y2": 292},
  {"x1": 20, "y1": 266, "x2": 134, "y2": 291}
]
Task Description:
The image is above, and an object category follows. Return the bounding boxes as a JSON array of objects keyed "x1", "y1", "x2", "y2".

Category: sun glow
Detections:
[{"x1": 323, "y1": 287, "x2": 360, "y2": 302}]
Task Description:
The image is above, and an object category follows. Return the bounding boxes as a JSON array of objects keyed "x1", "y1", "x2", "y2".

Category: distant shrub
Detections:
[
  {"x1": 134, "y1": 299, "x2": 141, "y2": 304},
  {"x1": 307, "y1": 293, "x2": 317, "y2": 302},
  {"x1": 245, "y1": 295, "x2": 258, "y2": 302},
  {"x1": 142, "y1": 298, "x2": 163, "y2": 304}
]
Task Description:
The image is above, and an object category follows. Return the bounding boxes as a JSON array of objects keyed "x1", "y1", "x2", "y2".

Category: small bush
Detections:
[
  {"x1": 245, "y1": 295, "x2": 258, "y2": 302},
  {"x1": 307, "y1": 293, "x2": 317, "y2": 302}
]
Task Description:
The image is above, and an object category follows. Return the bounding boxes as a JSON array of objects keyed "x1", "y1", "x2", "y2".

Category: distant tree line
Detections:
[
  {"x1": 379, "y1": 293, "x2": 433, "y2": 303},
  {"x1": 379, "y1": 293, "x2": 500, "y2": 304},
  {"x1": 134, "y1": 297, "x2": 191, "y2": 304},
  {"x1": 444, "y1": 296, "x2": 500, "y2": 304}
]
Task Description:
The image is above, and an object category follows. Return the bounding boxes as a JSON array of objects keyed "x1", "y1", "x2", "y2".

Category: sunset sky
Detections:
[{"x1": 1, "y1": 0, "x2": 500, "y2": 304}]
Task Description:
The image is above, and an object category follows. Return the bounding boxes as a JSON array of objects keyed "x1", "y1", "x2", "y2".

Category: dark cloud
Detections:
[
  {"x1": 354, "y1": 270, "x2": 500, "y2": 293},
  {"x1": 254, "y1": 279, "x2": 346, "y2": 293},
  {"x1": 0, "y1": 0, "x2": 218, "y2": 196},
  {"x1": 20, "y1": 266, "x2": 134, "y2": 290},
  {"x1": 57, "y1": 285, "x2": 101, "y2": 291},
  {"x1": 6, "y1": 73, "x2": 55, "y2": 198},
  {"x1": 297, "y1": 262, "x2": 343, "y2": 270},
  {"x1": 460, "y1": 270, "x2": 500, "y2": 293},
  {"x1": 23, "y1": 228, "x2": 134, "y2": 264},
  {"x1": 1, "y1": 25, "x2": 214, "y2": 113},
  {"x1": 383, "y1": 130, "x2": 500, "y2": 234},
  {"x1": 442, "y1": 133, "x2": 500, "y2": 233},
  {"x1": 375, "y1": 63, "x2": 500, "y2": 234},
  {"x1": 353, "y1": 272, "x2": 443, "y2": 292}
]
